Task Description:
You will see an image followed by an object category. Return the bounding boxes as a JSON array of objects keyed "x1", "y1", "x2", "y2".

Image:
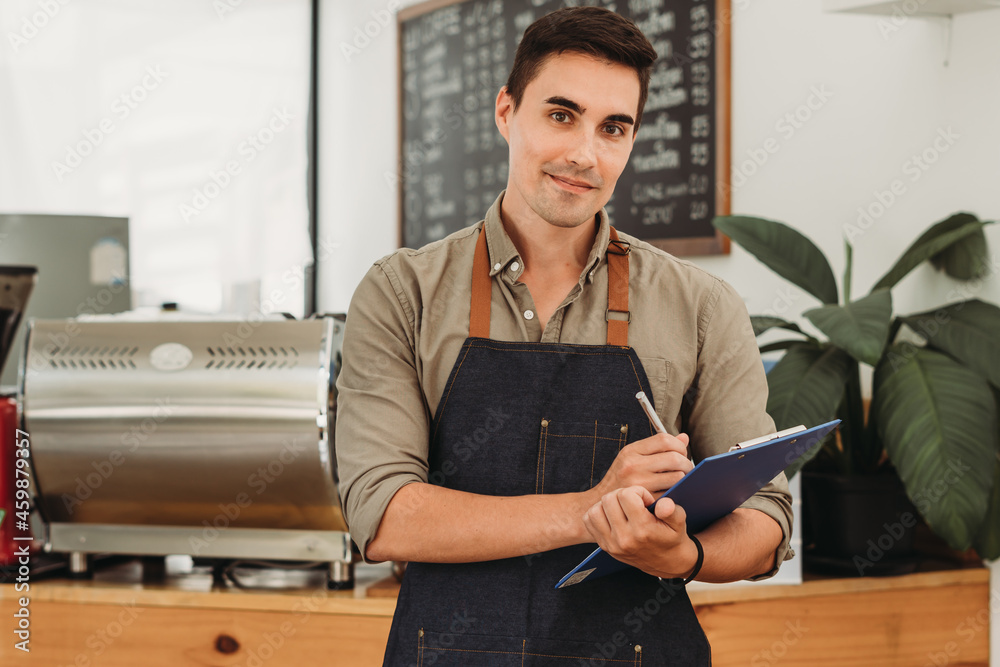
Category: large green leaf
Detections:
[
  {"x1": 750, "y1": 315, "x2": 804, "y2": 338},
  {"x1": 843, "y1": 238, "x2": 854, "y2": 303},
  {"x1": 973, "y1": 387, "x2": 1000, "y2": 560},
  {"x1": 873, "y1": 346, "x2": 998, "y2": 550},
  {"x1": 714, "y1": 216, "x2": 838, "y2": 305},
  {"x1": 926, "y1": 213, "x2": 992, "y2": 280},
  {"x1": 871, "y1": 216, "x2": 993, "y2": 292},
  {"x1": 973, "y1": 453, "x2": 1000, "y2": 560},
  {"x1": 765, "y1": 344, "x2": 855, "y2": 477},
  {"x1": 900, "y1": 299, "x2": 1000, "y2": 389},
  {"x1": 759, "y1": 339, "x2": 807, "y2": 355},
  {"x1": 804, "y1": 289, "x2": 892, "y2": 367}
]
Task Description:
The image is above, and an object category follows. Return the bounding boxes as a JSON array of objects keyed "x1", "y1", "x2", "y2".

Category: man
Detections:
[{"x1": 336, "y1": 7, "x2": 791, "y2": 665}]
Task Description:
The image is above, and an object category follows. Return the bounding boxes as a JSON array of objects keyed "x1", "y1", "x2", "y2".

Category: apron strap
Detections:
[
  {"x1": 469, "y1": 224, "x2": 631, "y2": 345},
  {"x1": 606, "y1": 227, "x2": 631, "y2": 347},
  {"x1": 470, "y1": 228, "x2": 493, "y2": 339}
]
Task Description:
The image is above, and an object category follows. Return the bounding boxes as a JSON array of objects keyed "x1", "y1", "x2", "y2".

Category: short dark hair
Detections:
[{"x1": 504, "y1": 7, "x2": 657, "y2": 130}]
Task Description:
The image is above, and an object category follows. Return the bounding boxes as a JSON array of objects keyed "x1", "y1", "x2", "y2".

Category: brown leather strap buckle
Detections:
[
  {"x1": 605, "y1": 309, "x2": 631, "y2": 323},
  {"x1": 607, "y1": 238, "x2": 631, "y2": 256}
]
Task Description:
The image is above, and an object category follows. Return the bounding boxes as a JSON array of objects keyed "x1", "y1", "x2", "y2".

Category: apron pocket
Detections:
[
  {"x1": 536, "y1": 419, "x2": 628, "y2": 495},
  {"x1": 637, "y1": 356, "x2": 671, "y2": 432},
  {"x1": 419, "y1": 629, "x2": 646, "y2": 666}
]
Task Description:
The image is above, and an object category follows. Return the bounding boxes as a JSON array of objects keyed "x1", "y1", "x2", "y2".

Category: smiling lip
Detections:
[{"x1": 548, "y1": 173, "x2": 596, "y2": 193}]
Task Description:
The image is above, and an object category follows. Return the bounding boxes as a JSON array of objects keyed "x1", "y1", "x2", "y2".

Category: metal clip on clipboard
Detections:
[{"x1": 728, "y1": 425, "x2": 807, "y2": 453}]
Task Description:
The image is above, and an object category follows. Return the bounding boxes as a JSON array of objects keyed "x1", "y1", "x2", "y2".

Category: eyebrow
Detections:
[{"x1": 545, "y1": 96, "x2": 635, "y2": 127}]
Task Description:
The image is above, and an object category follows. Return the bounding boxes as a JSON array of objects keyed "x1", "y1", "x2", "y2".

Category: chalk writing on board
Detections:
[{"x1": 400, "y1": 0, "x2": 727, "y2": 255}]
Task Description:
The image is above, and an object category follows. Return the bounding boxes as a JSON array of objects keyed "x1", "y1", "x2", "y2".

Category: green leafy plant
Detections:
[{"x1": 713, "y1": 213, "x2": 1000, "y2": 559}]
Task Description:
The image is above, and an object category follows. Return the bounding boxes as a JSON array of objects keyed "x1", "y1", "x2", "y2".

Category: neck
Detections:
[{"x1": 499, "y1": 200, "x2": 598, "y2": 278}]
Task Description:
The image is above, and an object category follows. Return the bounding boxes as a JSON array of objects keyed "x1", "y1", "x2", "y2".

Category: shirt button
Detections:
[
  {"x1": 524, "y1": 310, "x2": 534, "y2": 320},
  {"x1": 510, "y1": 261, "x2": 520, "y2": 272},
  {"x1": 493, "y1": 262, "x2": 501, "y2": 271}
]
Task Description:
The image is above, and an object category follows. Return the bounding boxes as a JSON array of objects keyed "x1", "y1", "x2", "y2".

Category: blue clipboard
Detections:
[{"x1": 555, "y1": 419, "x2": 840, "y2": 588}]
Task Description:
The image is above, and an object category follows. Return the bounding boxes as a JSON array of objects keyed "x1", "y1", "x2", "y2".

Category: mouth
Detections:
[{"x1": 547, "y1": 173, "x2": 597, "y2": 194}]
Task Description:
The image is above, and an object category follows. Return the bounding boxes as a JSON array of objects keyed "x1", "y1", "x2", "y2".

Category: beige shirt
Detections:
[{"x1": 336, "y1": 192, "x2": 793, "y2": 578}]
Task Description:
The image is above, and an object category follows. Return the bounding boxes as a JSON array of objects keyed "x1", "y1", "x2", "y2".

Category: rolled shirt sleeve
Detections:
[
  {"x1": 335, "y1": 261, "x2": 430, "y2": 560},
  {"x1": 685, "y1": 279, "x2": 794, "y2": 579}
]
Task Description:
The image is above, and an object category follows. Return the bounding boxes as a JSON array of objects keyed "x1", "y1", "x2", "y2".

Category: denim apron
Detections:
[{"x1": 382, "y1": 227, "x2": 711, "y2": 666}]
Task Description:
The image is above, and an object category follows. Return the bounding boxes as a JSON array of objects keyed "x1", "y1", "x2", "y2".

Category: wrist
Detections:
[
  {"x1": 680, "y1": 533, "x2": 705, "y2": 584},
  {"x1": 573, "y1": 488, "x2": 601, "y2": 542}
]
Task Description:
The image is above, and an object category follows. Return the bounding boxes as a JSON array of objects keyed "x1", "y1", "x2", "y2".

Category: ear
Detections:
[{"x1": 495, "y1": 86, "x2": 514, "y2": 145}]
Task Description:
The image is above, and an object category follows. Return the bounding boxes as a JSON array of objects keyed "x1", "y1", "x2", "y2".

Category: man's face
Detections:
[{"x1": 496, "y1": 51, "x2": 640, "y2": 230}]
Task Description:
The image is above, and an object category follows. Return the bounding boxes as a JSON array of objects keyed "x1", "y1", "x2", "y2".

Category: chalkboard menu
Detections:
[{"x1": 397, "y1": 0, "x2": 730, "y2": 256}]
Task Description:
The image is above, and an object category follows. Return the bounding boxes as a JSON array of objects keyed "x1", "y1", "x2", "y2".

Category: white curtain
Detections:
[{"x1": 0, "y1": 0, "x2": 313, "y2": 316}]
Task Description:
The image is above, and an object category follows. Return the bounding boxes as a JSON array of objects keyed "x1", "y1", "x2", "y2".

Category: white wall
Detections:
[
  {"x1": 318, "y1": 0, "x2": 425, "y2": 312},
  {"x1": 317, "y1": 0, "x2": 1000, "y2": 321}
]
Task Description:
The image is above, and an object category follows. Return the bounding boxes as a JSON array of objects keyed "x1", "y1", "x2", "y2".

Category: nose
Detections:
[{"x1": 566, "y1": 127, "x2": 597, "y2": 170}]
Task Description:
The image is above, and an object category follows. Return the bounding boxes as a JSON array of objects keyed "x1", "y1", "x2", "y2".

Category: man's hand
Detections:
[
  {"x1": 582, "y1": 485, "x2": 700, "y2": 580},
  {"x1": 593, "y1": 432, "x2": 693, "y2": 498}
]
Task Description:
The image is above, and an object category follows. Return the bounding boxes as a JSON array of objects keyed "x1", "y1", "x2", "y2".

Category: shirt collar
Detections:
[{"x1": 482, "y1": 190, "x2": 612, "y2": 283}]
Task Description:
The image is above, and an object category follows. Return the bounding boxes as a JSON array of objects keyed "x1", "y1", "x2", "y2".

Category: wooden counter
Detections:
[{"x1": 0, "y1": 560, "x2": 990, "y2": 666}]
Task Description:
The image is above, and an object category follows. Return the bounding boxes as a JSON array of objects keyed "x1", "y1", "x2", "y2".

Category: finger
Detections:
[
  {"x1": 618, "y1": 487, "x2": 657, "y2": 523},
  {"x1": 629, "y1": 433, "x2": 690, "y2": 455},
  {"x1": 654, "y1": 497, "x2": 688, "y2": 532},
  {"x1": 644, "y1": 451, "x2": 694, "y2": 474},
  {"x1": 600, "y1": 490, "x2": 630, "y2": 529},
  {"x1": 635, "y1": 486, "x2": 656, "y2": 506},
  {"x1": 583, "y1": 502, "x2": 612, "y2": 539},
  {"x1": 652, "y1": 496, "x2": 675, "y2": 521}
]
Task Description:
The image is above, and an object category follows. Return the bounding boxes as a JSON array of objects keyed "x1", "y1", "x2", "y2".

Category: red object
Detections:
[{"x1": 0, "y1": 395, "x2": 24, "y2": 568}]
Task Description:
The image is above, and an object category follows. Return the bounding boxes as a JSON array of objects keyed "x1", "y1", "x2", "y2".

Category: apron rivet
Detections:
[
  {"x1": 541, "y1": 419, "x2": 549, "y2": 427},
  {"x1": 635, "y1": 645, "x2": 642, "y2": 653},
  {"x1": 418, "y1": 629, "x2": 424, "y2": 638},
  {"x1": 620, "y1": 425, "x2": 628, "y2": 434}
]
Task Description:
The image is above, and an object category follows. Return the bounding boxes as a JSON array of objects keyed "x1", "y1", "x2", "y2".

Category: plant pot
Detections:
[{"x1": 800, "y1": 470, "x2": 918, "y2": 576}]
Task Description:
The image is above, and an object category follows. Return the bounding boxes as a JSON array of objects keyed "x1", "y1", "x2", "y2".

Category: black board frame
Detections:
[{"x1": 397, "y1": 0, "x2": 731, "y2": 256}]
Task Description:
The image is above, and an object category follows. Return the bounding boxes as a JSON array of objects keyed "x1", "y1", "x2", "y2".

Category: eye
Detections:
[
  {"x1": 550, "y1": 111, "x2": 570, "y2": 123},
  {"x1": 604, "y1": 124, "x2": 625, "y2": 137}
]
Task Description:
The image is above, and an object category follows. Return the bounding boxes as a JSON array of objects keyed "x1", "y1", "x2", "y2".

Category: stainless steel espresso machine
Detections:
[{"x1": 19, "y1": 315, "x2": 353, "y2": 588}]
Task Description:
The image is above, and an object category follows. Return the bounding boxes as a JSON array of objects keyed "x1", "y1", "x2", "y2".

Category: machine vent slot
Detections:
[
  {"x1": 204, "y1": 345, "x2": 299, "y2": 370},
  {"x1": 46, "y1": 345, "x2": 139, "y2": 370}
]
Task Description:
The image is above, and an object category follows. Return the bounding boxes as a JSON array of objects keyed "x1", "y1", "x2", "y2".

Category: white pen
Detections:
[{"x1": 635, "y1": 391, "x2": 667, "y2": 435}]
